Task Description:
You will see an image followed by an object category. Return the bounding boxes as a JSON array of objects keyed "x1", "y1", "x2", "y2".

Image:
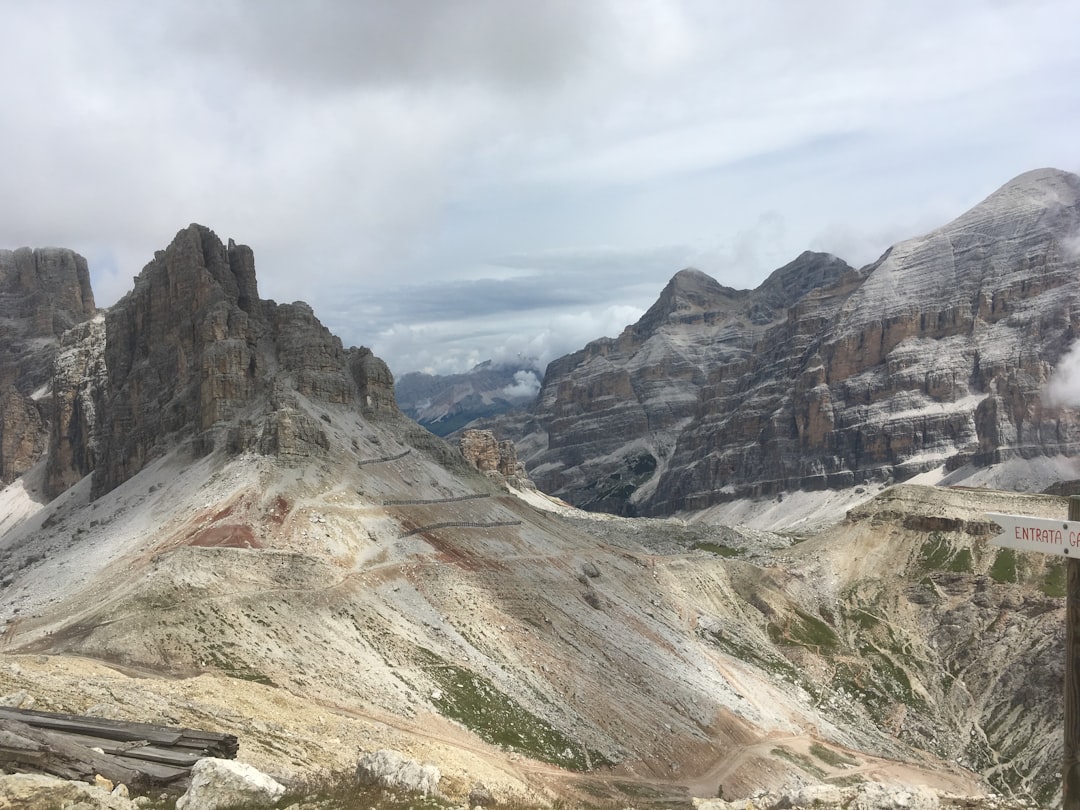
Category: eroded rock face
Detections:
[
  {"x1": 521, "y1": 168, "x2": 1080, "y2": 514},
  {"x1": 45, "y1": 316, "x2": 107, "y2": 498},
  {"x1": 0, "y1": 247, "x2": 96, "y2": 487},
  {"x1": 91, "y1": 224, "x2": 400, "y2": 497},
  {"x1": 0, "y1": 772, "x2": 137, "y2": 810},
  {"x1": 458, "y1": 429, "x2": 533, "y2": 489}
]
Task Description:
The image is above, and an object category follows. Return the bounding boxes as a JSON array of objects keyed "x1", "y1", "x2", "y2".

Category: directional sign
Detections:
[{"x1": 987, "y1": 512, "x2": 1080, "y2": 557}]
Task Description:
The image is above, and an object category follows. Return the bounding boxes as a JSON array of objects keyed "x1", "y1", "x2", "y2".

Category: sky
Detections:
[{"x1": 1, "y1": 1, "x2": 1078, "y2": 378}]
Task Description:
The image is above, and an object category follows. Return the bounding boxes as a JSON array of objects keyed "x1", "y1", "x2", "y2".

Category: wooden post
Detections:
[{"x1": 1065, "y1": 495, "x2": 1080, "y2": 810}]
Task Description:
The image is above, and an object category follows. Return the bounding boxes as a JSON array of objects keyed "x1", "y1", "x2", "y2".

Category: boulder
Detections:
[
  {"x1": 0, "y1": 772, "x2": 137, "y2": 810},
  {"x1": 355, "y1": 749, "x2": 440, "y2": 797},
  {"x1": 175, "y1": 758, "x2": 285, "y2": 810}
]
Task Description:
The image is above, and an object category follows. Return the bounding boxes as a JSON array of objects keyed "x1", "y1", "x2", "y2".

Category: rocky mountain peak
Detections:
[
  {"x1": 88, "y1": 223, "x2": 400, "y2": 497},
  {"x1": 0, "y1": 224, "x2": 403, "y2": 501},
  {"x1": 634, "y1": 267, "x2": 741, "y2": 336},
  {"x1": 754, "y1": 250, "x2": 854, "y2": 311},
  {"x1": 982, "y1": 166, "x2": 1080, "y2": 207},
  {"x1": 513, "y1": 167, "x2": 1080, "y2": 515},
  {"x1": 0, "y1": 246, "x2": 97, "y2": 486},
  {"x1": 0, "y1": 247, "x2": 96, "y2": 338}
]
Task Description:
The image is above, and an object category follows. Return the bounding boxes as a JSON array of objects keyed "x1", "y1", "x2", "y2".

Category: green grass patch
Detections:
[
  {"x1": 771, "y1": 746, "x2": 827, "y2": 779},
  {"x1": 1042, "y1": 560, "x2": 1066, "y2": 597},
  {"x1": 809, "y1": 742, "x2": 858, "y2": 767},
  {"x1": 413, "y1": 648, "x2": 609, "y2": 771},
  {"x1": 847, "y1": 608, "x2": 880, "y2": 629},
  {"x1": 990, "y1": 548, "x2": 1018, "y2": 584},
  {"x1": 202, "y1": 645, "x2": 276, "y2": 686},
  {"x1": 769, "y1": 607, "x2": 839, "y2": 654},
  {"x1": 700, "y1": 626, "x2": 800, "y2": 681},
  {"x1": 917, "y1": 533, "x2": 973, "y2": 573},
  {"x1": 827, "y1": 774, "x2": 867, "y2": 788}
]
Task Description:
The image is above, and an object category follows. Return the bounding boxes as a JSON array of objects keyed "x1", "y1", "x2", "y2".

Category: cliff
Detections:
[
  {"x1": 521, "y1": 168, "x2": 1080, "y2": 515},
  {"x1": 0, "y1": 247, "x2": 96, "y2": 486}
]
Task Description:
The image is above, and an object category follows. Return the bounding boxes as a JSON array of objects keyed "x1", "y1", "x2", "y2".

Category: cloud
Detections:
[
  {"x1": 1047, "y1": 341, "x2": 1080, "y2": 408},
  {"x1": 501, "y1": 370, "x2": 542, "y2": 399},
  {"x1": 1063, "y1": 230, "x2": 1080, "y2": 260},
  {"x1": 1, "y1": 1, "x2": 1079, "y2": 378},
  {"x1": 372, "y1": 303, "x2": 644, "y2": 377}
]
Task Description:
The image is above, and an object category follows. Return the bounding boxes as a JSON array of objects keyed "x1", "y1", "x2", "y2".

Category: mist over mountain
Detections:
[{"x1": 395, "y1": 361, "x2": 541, "y2": 436}]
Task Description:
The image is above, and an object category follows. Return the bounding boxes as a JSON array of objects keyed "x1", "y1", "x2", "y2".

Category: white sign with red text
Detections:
[{"x1": 987, "y1": 512, "x2": 1080, "y2": 557}]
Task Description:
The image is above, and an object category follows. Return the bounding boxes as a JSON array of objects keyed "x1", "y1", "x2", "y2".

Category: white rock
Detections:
[
  {"x1": 850, "y1": 782, "x2": 939, "y2": 810},
  {"x1": 355, "y1": 749, "x2": 441, "y2": 796},
  {"x1": 176, "y1": 758, "x2": 286, "y2": 810},
  {"x1": 0, "y1": 772, "x2": 138, "y2": 809}
]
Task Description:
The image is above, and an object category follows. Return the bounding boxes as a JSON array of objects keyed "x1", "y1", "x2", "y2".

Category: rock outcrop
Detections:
[
  {"x1": 0, "y1": 247, "x2": 96, "y2": 487},
  {"x1": 45, "y1": 316, "x2": 106, "y2": 498},
  {"x1": 0, "y1": 773, "x2": 137, "y2": 810},
  {"x1": 92, "y1": 224, "x2": 399, "y2": 496},
  {"x1": 355, "y1": 749, "x2": 441, "y2": 797},
  {"x1": 176, "y1": 758, "x2": 285, "y2": 810},
  {"x1": 518, "y1": 168, "x2": 1080, "y2": 515},
  {"x1": 0, "y1": 224, "x2": 400, "y2": 501},
  {"x1": 459, "y1": 429, "x2": 528, "y2": 480}
]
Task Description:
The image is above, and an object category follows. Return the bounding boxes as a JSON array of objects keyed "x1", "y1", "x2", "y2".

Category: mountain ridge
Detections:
[
  {"x1": 507, "y1": 167, "x2": 1080, "y2": 516},
  {"x1": 0, "y1": 181, "x2": 1075, "y2": 805}
]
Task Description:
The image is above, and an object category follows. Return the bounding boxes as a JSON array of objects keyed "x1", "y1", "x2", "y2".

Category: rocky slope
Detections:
[
  {"x1": 0, "y1": 221, "x2": 1070, "y2": 807},
  {"x1": 516, "y1": 168, "x2": 1080, "y2": 516}
]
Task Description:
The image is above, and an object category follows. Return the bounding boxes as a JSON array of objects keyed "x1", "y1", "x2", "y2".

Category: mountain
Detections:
[
  {"x1": 0, "y1": 246, "x2": 96, "y2": 488},
  {"x1": 0, "y1": 220, "x2": 1069, "y2": 806},
  {"x1": 395, "y1": 361, "x2": 540, "y2": 436},
  {"x1": 517, "y1": 168, "x2": 1080, "y2": 516}
]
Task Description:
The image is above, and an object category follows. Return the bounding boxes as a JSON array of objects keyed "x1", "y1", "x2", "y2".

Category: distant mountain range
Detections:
[{"x1": 395, "y1": 361, "x2": 540, "y2": 436}]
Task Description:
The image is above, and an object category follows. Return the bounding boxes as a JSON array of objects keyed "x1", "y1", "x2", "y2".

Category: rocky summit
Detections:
[
  {"x1": 512, "y1": 168, "x2": 1080, "y2": 516},
  {"x1": 0, "y1": 189, "x2": 1077, "y2": 808}
]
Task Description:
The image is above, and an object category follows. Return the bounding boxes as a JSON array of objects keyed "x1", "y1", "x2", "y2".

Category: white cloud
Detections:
[
  {"x1": 372, "y1": 303, "x2": 644, "y2": 377},
  {"x1": 501, "y1": 371, "x2": 542, "y2": 399},
  {"x1": 1047, "y1": 341, "x2": 1080, "y2": 408},
  {"x1": 0, "y1": 1, "x2": 1078, "y2": 375}
]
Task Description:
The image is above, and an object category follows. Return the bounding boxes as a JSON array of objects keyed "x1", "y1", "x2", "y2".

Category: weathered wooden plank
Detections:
[
  {"x1": 0, "y1": 707, "x2": 237, "y2": 787},
  {"x1": 0, "y1": 708, "x2": 183, "y2": 746},
  {"x1": 0, "y1": 707, "x2": 239, "y2": 758},
  {"x1": 109, "y1": 755, "x2": 191, "y2": 783},
  {"x1": 0, "y1": 717, "x2": 150, "y2": 789},
  {"x1": 57, "y1": 732, "x2": 204, "y2": 767}
]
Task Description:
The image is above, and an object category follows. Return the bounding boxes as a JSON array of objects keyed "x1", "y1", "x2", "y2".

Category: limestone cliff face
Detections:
[
  {"x1": 0, "y1": 247, "x2": 96, "y2": 485},
  {"x1": 1, "y1": 224, "x2": 401, "y2": 500},
  {"x1": 92, "y1": 224, "x2": 400, "y2": 497},
  {"x1": 522, "y1": 168, "x2": 1080, "y2": 515},
  {"x1": 523, "y1": 251, "x2": 855, "y2": 513},
  {"x1": 45, "y1": 316, "x2": 107, "y2": 498}
]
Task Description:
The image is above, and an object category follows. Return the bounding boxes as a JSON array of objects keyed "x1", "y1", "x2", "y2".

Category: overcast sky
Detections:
[{"x1": 2, "y1": 1, "x2": 1078, "y2": 377}]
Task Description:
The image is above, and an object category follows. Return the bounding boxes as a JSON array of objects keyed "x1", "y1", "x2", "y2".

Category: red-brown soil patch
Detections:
[
  {"x1": 187, "y1": 524, "x2": 261, "y2": 549},
  {"x1": 267, "y1": 496, "x2": 290, "y2": 525}
]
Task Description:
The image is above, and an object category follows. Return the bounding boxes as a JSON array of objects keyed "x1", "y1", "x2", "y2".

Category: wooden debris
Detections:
[{"x1": 0, "y1": 707, "x2": 238, "y2": 789}]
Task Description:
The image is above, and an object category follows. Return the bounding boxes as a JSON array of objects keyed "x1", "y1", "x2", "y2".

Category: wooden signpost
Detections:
[{"x1": 988, "y1": 496, "x2": 1080, "y2": 810}]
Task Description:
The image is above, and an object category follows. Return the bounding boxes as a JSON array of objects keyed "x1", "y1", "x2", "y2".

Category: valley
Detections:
[{"x1": 2, "y1": 169, "x2": 1080, "y2": 807}]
